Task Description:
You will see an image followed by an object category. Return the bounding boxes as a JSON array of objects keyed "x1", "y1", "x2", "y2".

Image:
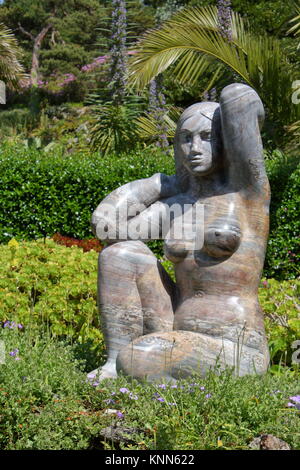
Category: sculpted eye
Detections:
[
  {"x1": 181, "y1": 132, "x2": 192, "y2": 144},
  {"x1": 201, "y1": 131, "x2": 211, "y2": 141}
]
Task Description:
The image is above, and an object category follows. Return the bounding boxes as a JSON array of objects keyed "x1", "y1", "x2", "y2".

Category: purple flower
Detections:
[
  {"x1": 289, "y1": 395, "x2": 300, "y2": 403},
  {"x1": 92, "y1": 381, "x2": 100, "y2": 387},
  {"x1": 87, "y1": 372, "x2": 96, "y2": 380},
  {"x1": 148, "y1": 76, "x2": 169, "y2": 152},
  {"x1": 129, "y1": 393, "x2": 138, "y2": 400},
  {"x1": 171, "y1": 384, "x2": 178, "y2": 389},
  {"x1": 119, "y1": 387, "x2": 129, "y2": 394},
  {"x1": 15, "y1": 357, "x2": 21, "y2": 361},
  {"x1": 9, "y1": 348, "x2": 19, "y2": 357},
  {"x1": 157, "y1": 397, "x2": 165, "y2": 403},
  {"x1": 288, "y1": 395, "x2": 300, "y2": 409},
  {"x1": 217, "y1": 0, "x2": 232, "y2": 41},
  {"x1": 18, "y1": 324, "x2": 23, "y2": 329},
  {"x1": 200, "y1": 386, "x2": 205, "y2": 391},
  {"x1": 109, "y1": 0, "x2": 128, "y2": 104},
  {"x1": 158, "y1": 384, "x2": 166, "y2": 389},
  {"x1": 168, "y1": 402, "x2": 176, "y2": 406},
  {"x1": 104, "y1": 398, "x2": 115, "y2": 405},
  {"x1": 3, "y1": 321, "x2": 19, "y2": 329},
  {"x1": 205, "y1": 394, "x2": 212, "y2": 399},
  {"x1": 116, "y1": 411, "x2": 124, "y2": 419}
]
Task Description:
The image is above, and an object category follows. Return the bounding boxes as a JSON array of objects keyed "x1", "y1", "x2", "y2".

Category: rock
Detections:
[
  {"x1": 99, "y1": 424, "x2": 146, "y2": 446},
  {"x1": 76, "y1": 123, "x2": 89, "y2": 133},
  {"x1": 75, "y1": 107, "x2": 89, "y2": 117},
  {"x1": 249, "y1": 434, "x2": 290, "y2": 450}
]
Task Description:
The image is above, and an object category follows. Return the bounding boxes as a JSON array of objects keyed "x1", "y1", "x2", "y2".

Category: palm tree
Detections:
[
  {"x1": 128, "y1": 5, "x2": 300, "y2": 138},
  {"x1": 0, "y1": 23, "x2": 26, "y2": 89},
  {"x1": 288, "y1": 1, "x2": 300, "y2": 43}
]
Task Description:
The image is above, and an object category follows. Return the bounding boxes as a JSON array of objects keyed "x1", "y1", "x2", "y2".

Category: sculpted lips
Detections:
[{"x1": 190, "y1": 157, "x2": 205, "y2": 166}]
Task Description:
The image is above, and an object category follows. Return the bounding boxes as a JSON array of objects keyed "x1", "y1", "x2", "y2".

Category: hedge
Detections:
[
  {"x1": 0, "y1": 144, "x2": 175, "y2": 242},
  {"x1": 0, "y1": 143, "x2": 299, "y2": 279}
]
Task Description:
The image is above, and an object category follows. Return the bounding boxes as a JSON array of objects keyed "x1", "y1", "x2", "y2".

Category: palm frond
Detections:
[
  {"x1": 128, "y1": 5, "x2": 300, "y2": 129},
  {"x1": 287, "y1": 1, "x2": 300, "y2": 36},
  {"x1": 0, "y1": 23, "x2": 27, "y2": 89}
]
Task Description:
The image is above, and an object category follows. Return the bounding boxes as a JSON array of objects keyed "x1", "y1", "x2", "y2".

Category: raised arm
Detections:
[
  {"x1": 219, "y1": 83, "x2": 269, "y2": 196},
  {"x1": 91, "y1": 172, "x2": 180, "y2": 241}
]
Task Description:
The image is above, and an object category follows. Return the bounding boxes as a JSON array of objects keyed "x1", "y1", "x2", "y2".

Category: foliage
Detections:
[
  {"x1": 0, "y1": 326, "x2": 104, "y2": 450},
  {"x1": 89, "y1": 1, "x2": 146, "y2": 155},
  {"x1": 265, "y1": 156, "x2": 300, "y2": 280},
  {"x1": 52, "y1": 233, "x2": 102, "y2": 253},
  {"x1": 93, "y1": 370, "x2": 300, "y2": 450},
  {"x1": 89, "y1": 97, "x2": 144, "y2": 156},
  {"x1": 288, "y1": 1, "x2": 300, "y2": 44},
  {"x1": 0, "y1": 238, "x2": 298, "y2": 372},
  {"x1": 0, "y1": 142, "x2": 298, "y2": 278},
  {"x1": 0, "y1": 108, "x2": 33, "y2": 139},
  {"x1": 258, "y1": 278, "x2": 300, "y2": 366},
  {"x1": 0, "y1": 0, "x2": 107, "y2": 80},
  {"x1": 0, "y1": 239, "x2": 104, "y2": 363},
  {"x1": 1, "y1": 325, "x2": 299, "y2": 450},
  {"x1": 0, "y1": 143, "x2": 175, "y2": 242},
  {"x1": 128, "y1": 5, "x2": 300, "y2": 144},
  {"x1": 0, "y1": 23, "x2": 26, "y2": 89}
]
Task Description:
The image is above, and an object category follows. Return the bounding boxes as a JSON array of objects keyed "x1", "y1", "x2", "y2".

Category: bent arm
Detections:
[
  {"x1": 220, "y1": 83, "x2": 269, "y2": 196},
  {"x1": 91, "y1": 173, "x2": 180, "y2": 240}
]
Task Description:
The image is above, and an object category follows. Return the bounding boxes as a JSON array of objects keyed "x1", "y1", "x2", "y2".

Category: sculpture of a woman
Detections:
[{"x1": 90, "y1": 83, "x2": 271, "y2": 382}]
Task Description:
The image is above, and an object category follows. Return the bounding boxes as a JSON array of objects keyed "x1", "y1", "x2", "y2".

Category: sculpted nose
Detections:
[{"x1": 191, "y1": 135, "x2": 203, "y2": 154}]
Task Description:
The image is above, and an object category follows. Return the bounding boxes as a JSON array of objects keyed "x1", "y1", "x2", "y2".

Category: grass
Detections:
[{"x1": 0, "y1": 325, "x2": 299, "y2": 450}]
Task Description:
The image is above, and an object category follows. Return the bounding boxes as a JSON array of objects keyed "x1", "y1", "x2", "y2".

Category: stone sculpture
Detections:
[{"x1": 90, "y1": 83, "x2": 271, "y2": 382}]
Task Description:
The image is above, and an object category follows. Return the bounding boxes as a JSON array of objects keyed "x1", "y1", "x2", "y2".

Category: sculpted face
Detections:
[{"x1": 175, "y1": 102, "x2": 221, "y2": 179}]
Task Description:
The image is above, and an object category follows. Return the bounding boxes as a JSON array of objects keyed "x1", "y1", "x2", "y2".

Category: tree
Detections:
[
  {"x1": 0, "y1": 0, "x2": 107, "y2": 83},
  {"x1": 128, "y1": 4, "x2": 300, "y2": 144}
]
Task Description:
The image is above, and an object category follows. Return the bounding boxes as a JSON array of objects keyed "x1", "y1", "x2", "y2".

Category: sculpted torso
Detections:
[{"x1": 89, "y1": 83, "x2": 271, "y2": 382}]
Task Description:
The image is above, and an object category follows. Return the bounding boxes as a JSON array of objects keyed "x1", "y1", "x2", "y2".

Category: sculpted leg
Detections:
[
  {"x1": 89, "y1": 241, "x2": 176, "y2": 381},
  {"x1": 116, "y1": 330, "x2": 270, "y2": 382}
]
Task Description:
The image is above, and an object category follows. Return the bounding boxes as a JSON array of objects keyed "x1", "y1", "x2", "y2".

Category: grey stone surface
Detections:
[{"x1": 89, "y1": 83, "x2": 271, "y2": 382}]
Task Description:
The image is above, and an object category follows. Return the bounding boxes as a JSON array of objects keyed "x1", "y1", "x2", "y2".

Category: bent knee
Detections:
[{"x1": 99, "y1": 240, "x2": 156, "y2": 266}]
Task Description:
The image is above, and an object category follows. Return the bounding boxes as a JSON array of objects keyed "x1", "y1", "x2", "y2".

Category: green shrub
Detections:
[
  {"x1": 0, "y1": 240, "x2": 298, "y2": 368},
  {"x1": 0, "y1": 108, "x2": 34, "y2": 138},
  {"x1": 0, "y1": 143, "x2": 175, "y2": 242},
  {"x1": 1, "y1": 325, "x2": 299, "y2": 449},
  {"x1": 265, "y1": 156, "x2": 300, "y2": 280},
  {"x1": 0, "y1": 326, "x2": 103, "y2": 450},
  {"x1": 0, "y1": 142, "x2": 299, "y2": 278},
  {"x1": 0, "y1": 238, "x2": 103, "y2": 366},
  {"x1": 259, "y1": 278, "x2": 300, "y2": 366}
]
